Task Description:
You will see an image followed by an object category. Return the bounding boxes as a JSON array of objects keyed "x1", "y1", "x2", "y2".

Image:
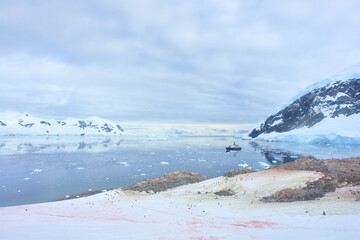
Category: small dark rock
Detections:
[{"x1": 214, "y1": 189, "x2": 235, "y2": 196}]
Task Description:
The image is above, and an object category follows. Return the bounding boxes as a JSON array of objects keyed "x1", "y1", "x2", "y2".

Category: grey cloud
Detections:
[{"x1": 1, "y1": 0, "x2": 360, "y2": 123}]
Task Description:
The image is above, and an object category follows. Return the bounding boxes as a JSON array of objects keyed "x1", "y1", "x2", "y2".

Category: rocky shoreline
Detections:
[
  {"x1": 264, "y1": 157, "x2": 360, "y2": 202},
  {"x1": 121, "y1": 156, "x2": 360, "y2": 203},
  {"x1": 58, "y1": 156, "x2": 360, "y2": 203}
]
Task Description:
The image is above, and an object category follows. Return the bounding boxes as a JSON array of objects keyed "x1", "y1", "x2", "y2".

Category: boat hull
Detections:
[{"x1": 226, "y1": 147, "x2": 241, "y2": 152}]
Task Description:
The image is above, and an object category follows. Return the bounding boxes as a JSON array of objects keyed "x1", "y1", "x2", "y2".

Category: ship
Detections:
[{"x1": 226, "y1": 142, "x2": 242, "y2": 152}]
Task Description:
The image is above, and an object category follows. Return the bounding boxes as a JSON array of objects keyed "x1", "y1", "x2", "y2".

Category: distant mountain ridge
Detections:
[
  {"x1": 247, "y1": 72, "x2": 360, "y2": 143},
  {"x1": 0, "y1": 112, "x2": 124, "y2": 136}
]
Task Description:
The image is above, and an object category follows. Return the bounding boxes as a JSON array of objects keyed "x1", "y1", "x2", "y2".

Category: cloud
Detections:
[{"x1": 1, "y1": 0, "x2": 360, "y2": 123}]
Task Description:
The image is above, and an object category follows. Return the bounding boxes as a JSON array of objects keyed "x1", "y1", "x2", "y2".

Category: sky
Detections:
[{"x1": 1, "y1": 0, "x2": 360, "y2": 124}]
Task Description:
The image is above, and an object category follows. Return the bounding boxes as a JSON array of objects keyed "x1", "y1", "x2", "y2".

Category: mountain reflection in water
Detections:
[{"x1": 249, "y1": 141, "x2": 314, "y2": 165}]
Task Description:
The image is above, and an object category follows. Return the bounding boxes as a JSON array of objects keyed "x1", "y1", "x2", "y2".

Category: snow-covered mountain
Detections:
[
  {"x1": 0, "y1": 112, "x2": 124, "y2": 136},
  {"x1": 246, "y1": 72, "x2": 360, "y2": 144}
]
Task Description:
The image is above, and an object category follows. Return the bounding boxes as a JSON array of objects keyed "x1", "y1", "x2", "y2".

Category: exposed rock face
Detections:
[
  {"x1": 249, "y1": 78, "x2": 360, "y2": 138},
  {"x1": 101, "y1": 123, "x2": 113, "y2": 133},
  {"x1": 122, "y1": 171, "x2": 210, "y2": 193},
  {"x1": 40, "y1": 121, "x2": 51, "y2": 126},
  {"x1": 18, "y1": 119, "x2": 34, "y2": 128},
  {"x1": 56, "y1": 121, "x2": 66, "y2": 126},
  {"x1": 262, "y1": 157, "x2": 360, "y2": 202},
  {"x1": 116, "y1": 125, "x2": 124, "y2": 132}
]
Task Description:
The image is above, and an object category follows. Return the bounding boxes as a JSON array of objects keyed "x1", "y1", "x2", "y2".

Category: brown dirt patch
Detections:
[
  {"x1": 262, "y1": 157, "x2": 360, "y2": 202},
  {"x1": 122, "y1": 171, "x2": 210, "y2": 193},
  {"x1": 223, "y1": 167, "x2": 254, "y2": 177}
]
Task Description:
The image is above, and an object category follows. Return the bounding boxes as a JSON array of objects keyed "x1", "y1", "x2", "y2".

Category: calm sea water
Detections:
[{"x1": 1, "y1": 135, "x2": 360, "y2": 207}]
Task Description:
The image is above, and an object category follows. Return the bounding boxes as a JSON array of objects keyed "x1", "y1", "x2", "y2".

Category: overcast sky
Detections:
[{"x1": 1, "y1": 0, "x2": 360, "y2": 124}]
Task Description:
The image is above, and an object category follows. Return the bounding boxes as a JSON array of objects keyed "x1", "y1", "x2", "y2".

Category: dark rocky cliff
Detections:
[{"x1": 249, "y1": 78, "x2": 360, "y2": 138}]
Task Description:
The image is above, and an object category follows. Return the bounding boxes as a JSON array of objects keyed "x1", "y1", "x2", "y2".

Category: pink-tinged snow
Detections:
[{"x1": 1, "y1": 169, "x2": 359, "y2": 240}]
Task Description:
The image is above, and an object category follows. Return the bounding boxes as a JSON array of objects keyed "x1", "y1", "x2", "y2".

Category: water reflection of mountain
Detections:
[
  {"x1": 0, "y1": 137, "x2": 124, "y2": 155},
  {"x1": 249, "y1": 141, "x2": 314, "y2": 165}
]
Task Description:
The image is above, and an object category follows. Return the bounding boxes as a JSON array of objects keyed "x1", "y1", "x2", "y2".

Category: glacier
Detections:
[{"x1": 250, "y1": 113, "x2": 360, "y2": 144}]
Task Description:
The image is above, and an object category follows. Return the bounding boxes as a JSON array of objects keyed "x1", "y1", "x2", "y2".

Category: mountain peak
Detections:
[{"x1": 247, "y1": 73, "x2": 360, "y2": 143}]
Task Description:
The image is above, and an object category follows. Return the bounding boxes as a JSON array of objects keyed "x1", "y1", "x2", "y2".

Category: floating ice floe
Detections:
[
  {"x1": 140, "y1": 173, "x2": 146, "y2": 176},
  {"x1": 238, "y1": 163, "x2": 249, "y2": 168},
  {"x1": 198, "y1": 159, "x2": 206, "y2": 162},
  {"x1": 76, "y1": 167, "x2": 85, "y2": 170},
  {"x1": 258, "y1": 162, "x2": 270, "y2": 169},
  {"x1": 24, "y1": 177, "x2": 30, "y2": 181},
  {"x1": 17, "y1": 190, "x2": 21, "y2": 193},
  {"x1": 33, "y1": 169, "x2": 43, "y2": 173},
  {"x1": 119, "y1": 161, "x2": 130, "y2": 166},
  {"x1": 160, "y1": 161, "x2": 169, "y2": 165},
  {"x1": 88, "y1": 189, "x2": 92, "y2": 191},
  {"x1": 65, "y1": 195, "x2": 70, "y2": 198}
]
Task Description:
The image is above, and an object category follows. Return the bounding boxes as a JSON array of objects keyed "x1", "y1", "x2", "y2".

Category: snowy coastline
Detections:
[
  {"x1": 1, "y1": 157, "x2": 359, "y2": 239},
  {"x1": 247, "y1": 113, "x2": 360, "y2": 144}
]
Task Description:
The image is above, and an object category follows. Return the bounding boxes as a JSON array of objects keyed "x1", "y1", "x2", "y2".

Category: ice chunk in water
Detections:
[
  {"x1": 238, "y1": 163, "x2": 248, "y2": 168},
  {"x1": 258, "y1": 162, "x2": 270, "y2": 169}
]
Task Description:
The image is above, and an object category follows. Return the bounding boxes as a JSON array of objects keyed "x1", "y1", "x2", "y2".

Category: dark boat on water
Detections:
[{"x1": 226, "y1": 142, "x2": 242, "y2": 152}]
